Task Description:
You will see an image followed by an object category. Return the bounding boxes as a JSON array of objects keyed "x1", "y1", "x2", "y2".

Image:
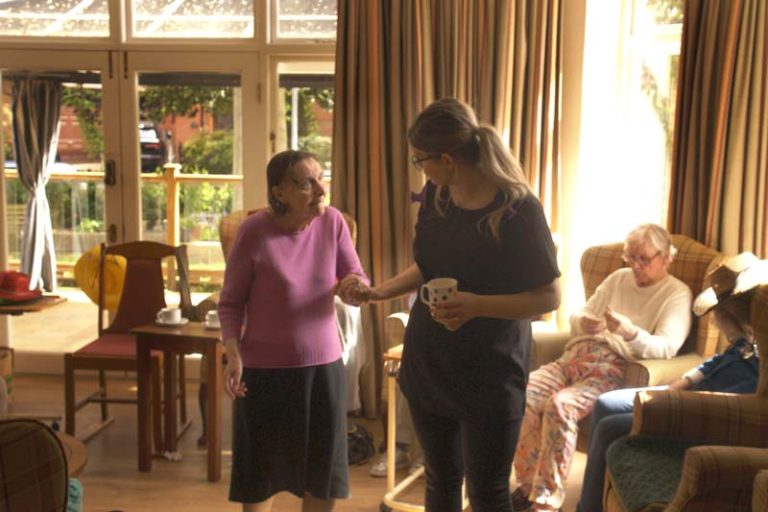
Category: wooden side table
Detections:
[
  {"x1": 57, "y1": 432, "x2": 88, "y2": 477},
  {"x1": 133, "y1": 322, "x2": 223, "y2": 482}
]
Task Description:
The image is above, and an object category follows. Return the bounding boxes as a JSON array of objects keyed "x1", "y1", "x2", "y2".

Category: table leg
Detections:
[
  {"x1": 386, "y1": 367, "x2": 397, "y2": 491},
  {"x1": 164, "y1": 350, "x2": 178, "y2": 453},
  {"x1": 206, "y1": 343, "x2": 222, "y2": 482},
  {"x1": 137, "y1": 336, "x2": 152, "y2": 472}
]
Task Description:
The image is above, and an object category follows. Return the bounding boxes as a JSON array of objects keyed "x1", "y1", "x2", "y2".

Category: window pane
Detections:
[
  {"x1": 3, "y1": 77, "x2": 107, "y2": 284},
  {"x1": 276, "y1": 72, "x2": 334, "y2": 199},
  {"x1": 0, "y1": 0, "x2": 109, "y2": 38},
  {"x1": 133, "y1": 0, "x2": 254, "y2": 39},
  {"x1": 276, "y1": 0, "x2": 337, "y2": 40},
  {"x1": 138, "y1": 73, "x2": 243, "y2": 289}
]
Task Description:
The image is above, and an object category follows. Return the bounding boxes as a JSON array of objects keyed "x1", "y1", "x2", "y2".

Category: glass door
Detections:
[
  {"x1": 0, "y1": 50, "x2": 121, "y2": 282},
  {"x1": 120, "y1": 51, "x2": 264, "y2": 289}
]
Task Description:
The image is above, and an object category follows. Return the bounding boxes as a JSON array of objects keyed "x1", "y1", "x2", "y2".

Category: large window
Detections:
[
  {"x1": 0, "y1": 0, "x2": 110, "y2": 38},
  {"x1": 562, "y1": 0, "x2": 683, "y2": 314},
  {"x1": 0, "y1": 3, "x2": 336, "y2": 292}
]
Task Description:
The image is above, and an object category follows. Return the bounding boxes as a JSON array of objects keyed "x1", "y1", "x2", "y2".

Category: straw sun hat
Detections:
[
  {"x1": 693, "y1": 252, "x2": 768, "y2": 317},
  {"x1": 74, "y1": 245, "x2": 126, "y2": 311}
]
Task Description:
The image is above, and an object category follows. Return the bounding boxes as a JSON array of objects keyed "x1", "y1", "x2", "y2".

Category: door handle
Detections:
[{"x1": 104, "y1": 159, "x2": 117, "y2": 186}]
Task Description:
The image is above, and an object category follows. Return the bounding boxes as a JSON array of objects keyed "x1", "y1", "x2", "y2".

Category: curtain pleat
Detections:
[
  {"x1": 11, "y1": 79, "x2": 62, "y2": 291},
  {"x1": 669, "y1": 0, "x2": 768, "y2": 257},
  {"x1": 333, "y1": 0, "x2": 563, "y2": 416}
]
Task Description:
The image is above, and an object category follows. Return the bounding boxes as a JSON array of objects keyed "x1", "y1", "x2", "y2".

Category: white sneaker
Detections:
[{"x1": 369, "y1": 447, "x2": 410, "y2": 477}]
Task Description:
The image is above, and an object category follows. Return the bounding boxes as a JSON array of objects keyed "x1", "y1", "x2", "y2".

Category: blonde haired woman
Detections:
[
  {"x1": 358, "y1": 98, "x2": 561, "y2": 511},
  {"x1": 511, "y1": 224, "x2": 693, "y2": 512}
]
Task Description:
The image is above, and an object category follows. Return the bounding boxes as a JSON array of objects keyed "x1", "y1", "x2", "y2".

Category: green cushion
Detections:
[{"x1": 606, "y1": 435, "x2": 707, "y2": 512}]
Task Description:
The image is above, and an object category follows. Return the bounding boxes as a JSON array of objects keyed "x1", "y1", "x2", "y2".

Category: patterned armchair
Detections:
[
  {"x1": 603, "y1": 284, "x2": 768, "y2": 512},
  {"x1": 531, "y1": 235, "x2": 724, "y2": 387}
]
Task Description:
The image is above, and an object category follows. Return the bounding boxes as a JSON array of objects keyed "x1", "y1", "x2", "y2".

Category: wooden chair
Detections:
[
  {"x1": 64, "y1": 241, "x2": 191, "y2": 447},
  {"x1": 603, "y1": 284, "x2": 768, "y2": 512}
]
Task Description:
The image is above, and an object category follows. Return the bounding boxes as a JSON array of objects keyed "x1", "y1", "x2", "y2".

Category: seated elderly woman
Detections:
[
  {"x1": 575, "y1": 252, "x2": 765, "y2": 512},
  {"x1": 511, "y1": 223, "x2": 693, "y2": 512}
]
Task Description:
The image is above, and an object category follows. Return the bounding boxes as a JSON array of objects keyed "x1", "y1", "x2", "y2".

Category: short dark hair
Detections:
[{"x1": 266, "y1": 150, "x2": 316, "y2": 214}]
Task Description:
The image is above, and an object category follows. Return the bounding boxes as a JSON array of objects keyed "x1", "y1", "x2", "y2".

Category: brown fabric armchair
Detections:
[
  {"x1": 603, "y1": 284, "x2": 768, "y2": 512},
  {"x1": 531, "y1": 235, "x2": 724, "y2": 387}
]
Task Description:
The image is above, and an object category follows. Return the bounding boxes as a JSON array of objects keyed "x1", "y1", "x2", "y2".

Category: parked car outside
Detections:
[{"x1": 139, "y1": 122, "x2": 166, "y2": 173}]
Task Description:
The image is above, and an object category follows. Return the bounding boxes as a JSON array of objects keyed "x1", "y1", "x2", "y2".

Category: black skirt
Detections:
[{"x1": 229, "y1": 358, "x2": 349, "y2": 503}]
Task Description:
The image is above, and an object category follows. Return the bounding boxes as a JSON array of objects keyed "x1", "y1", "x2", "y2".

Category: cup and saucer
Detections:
[
  {"x1": 156, "y1": 307, "x2": 189, "y2": 327},
  {"x1": 204, "y1": 310, "x2": 221, "y2": 330}
]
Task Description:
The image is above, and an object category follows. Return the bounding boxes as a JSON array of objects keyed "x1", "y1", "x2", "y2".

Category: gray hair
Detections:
[{"x1": 625, "y1": 223, "x2": 677, "y2": 259}]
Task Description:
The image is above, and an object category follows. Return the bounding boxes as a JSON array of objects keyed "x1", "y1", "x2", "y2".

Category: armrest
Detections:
[
  {"x1": 666, "y1": 446, "x2": 768, "y2": 511},
  {"x1": 530, "y1": 330, "x2": 570, "y2": 371},
  {"x1": 385, "y1": 312, "x2": 409, "y2": 351},
  {"x1": 623, "y1": 353, "x2": 706, "y2": 387},
  {"x1": 753, "y1": 470, "x2": 768, "y2": 512},
  {"x1": 631, "y1": 390, "x2": 768, "y2": 447}
]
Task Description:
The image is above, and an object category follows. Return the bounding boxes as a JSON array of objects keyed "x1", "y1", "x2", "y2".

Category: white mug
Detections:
[
  {"x1": 205, "y1": 310, "x2": 220, "y2": 326},
  {"x1": 156, "y1": 307, "x2": 181, "y2": 324},
  {"x1": 420, "y1": 278, "x2": 458, "y2": 306}
]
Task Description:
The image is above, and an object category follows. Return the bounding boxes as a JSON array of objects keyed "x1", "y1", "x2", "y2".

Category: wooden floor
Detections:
[
  {"x1": 5, "y1": 289, "x2": 586, "y2": 511},
  {"x1": 9, "y1": 372, "x2": 587, "y2": 512}
]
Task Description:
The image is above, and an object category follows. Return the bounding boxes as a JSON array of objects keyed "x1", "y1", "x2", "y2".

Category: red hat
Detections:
[{"x1": 0, "y1": 271, "x2": 42, "y2": 304}]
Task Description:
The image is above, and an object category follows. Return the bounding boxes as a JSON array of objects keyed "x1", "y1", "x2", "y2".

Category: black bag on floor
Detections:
[{"x1": 347, "y1": 423, "x2": 375, "y2": 465}]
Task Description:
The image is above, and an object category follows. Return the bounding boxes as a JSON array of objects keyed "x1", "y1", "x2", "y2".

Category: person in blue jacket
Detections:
[{"x1": 576, "y1": 252, "x2": 766, "y2": 512}]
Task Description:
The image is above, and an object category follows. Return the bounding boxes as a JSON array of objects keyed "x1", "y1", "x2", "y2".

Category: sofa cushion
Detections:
[{"x1": 606, "y1": 435, "x2": 707, "y2": 512}]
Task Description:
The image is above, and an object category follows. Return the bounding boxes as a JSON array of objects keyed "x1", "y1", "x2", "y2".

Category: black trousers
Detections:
[{"x1": 409, "y1": 402, "x2": 522, "y2": 512}]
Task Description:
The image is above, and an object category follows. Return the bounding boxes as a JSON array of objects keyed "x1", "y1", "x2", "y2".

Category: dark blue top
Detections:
[
  {"x1": 399, "y1": 183, "x2": 560, "y2": 420},
  {"x1": 694, "y1": 338, "x2": 759, "y2": 394}
]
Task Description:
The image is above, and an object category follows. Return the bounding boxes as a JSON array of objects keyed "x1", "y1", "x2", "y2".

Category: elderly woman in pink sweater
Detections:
[{"x1": 218, "y1": 150, "x2": 368, "y2": 512}]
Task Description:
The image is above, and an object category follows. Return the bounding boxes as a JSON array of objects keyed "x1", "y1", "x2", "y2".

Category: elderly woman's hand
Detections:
[
  {"x1": 338, "y1": 274, "x2": 368, "y2": 306},
  {"x1": 603, "y1": 307, "x2": 638, "y2": 341},
  {"x1": 430, "y1": 292, "x2": 480, "y2": 331},
  {"x1": 580, "y1": 314, "x2": 606, "y2": 335},
  {"x1": 223, "y1": 338, "x2": 247, "y2": 399}
]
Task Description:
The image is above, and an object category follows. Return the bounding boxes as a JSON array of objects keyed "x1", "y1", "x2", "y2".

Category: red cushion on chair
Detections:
[
  {"x1": 74, "y1": 334, "x2": 164, "y2": 359},
  {"x1": 75, "y1": 334, "x2": 138, "y2": 357}
]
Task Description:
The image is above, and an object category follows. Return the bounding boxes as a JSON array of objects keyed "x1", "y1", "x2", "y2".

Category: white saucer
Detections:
[
  {"x1": 204, "y1": 321, "x2": 221, "y2": 330},
  {"x1": 155, "y1": 317, "x2": 189, "y2": 327}
]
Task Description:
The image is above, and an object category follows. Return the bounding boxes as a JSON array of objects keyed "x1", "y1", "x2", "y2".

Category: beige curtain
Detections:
[
  {"x1": 333, "y1": 0, "x2": 563, "y2": 417},
  {"x1": 669, "y1": 0, "x2": 768, "y2": 257}
]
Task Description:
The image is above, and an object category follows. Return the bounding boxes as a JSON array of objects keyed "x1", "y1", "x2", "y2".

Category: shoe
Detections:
[
  {"x1": 510, "y1": 486, "x2": 533, "y2": 512},
  {"x1": 369, "y1": 447, "x2": 410, "y2": 477},
  {"x1": 408, "y1": 456, "x2": 424, "y2": 476}
]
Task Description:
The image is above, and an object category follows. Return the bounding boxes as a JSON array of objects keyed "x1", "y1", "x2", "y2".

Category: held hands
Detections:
[
  {"x1": 603, "y1": 307, "x2": 638, "y2": 341},
  {"x1": 430, "y1": 291, "x2": 479, "y2": 331},
  {"x1": 337, "y1": 274, "x2": 368, "y2": 306},
  {"x1": 223, "y1": 339, "x2": 247, "y2": 399}
]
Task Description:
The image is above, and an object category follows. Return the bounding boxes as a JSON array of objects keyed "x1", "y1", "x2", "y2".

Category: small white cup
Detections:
[
  {"x1": 420, "y1": 278, "x2": 458, "y2": 306},
  {"x1": 205, "y1": 310, "x2": 220, "y2": 327},
  {"x1": 156, "y1": 307, "x2": 181, "y2": 324}
]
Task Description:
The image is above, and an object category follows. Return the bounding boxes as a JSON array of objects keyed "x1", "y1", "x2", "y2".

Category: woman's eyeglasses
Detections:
[
  {"x1": 291, "y1": 176, "x2": 323, "y2": 191},
  {"x1": 622, "y1": 252, "x2": 661, "y2": 267},
  {"x1": 410, "y1": 154, "x2": 440, "y2": 170}
]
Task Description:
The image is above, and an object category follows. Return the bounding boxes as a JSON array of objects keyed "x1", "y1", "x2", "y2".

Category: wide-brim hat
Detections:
[
  {"x1": 0, "y1": 271, "x2": 42, "y2": 304},
  {"x1": 693, "y1": 252, "x2": 768, "y2": 316}
]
